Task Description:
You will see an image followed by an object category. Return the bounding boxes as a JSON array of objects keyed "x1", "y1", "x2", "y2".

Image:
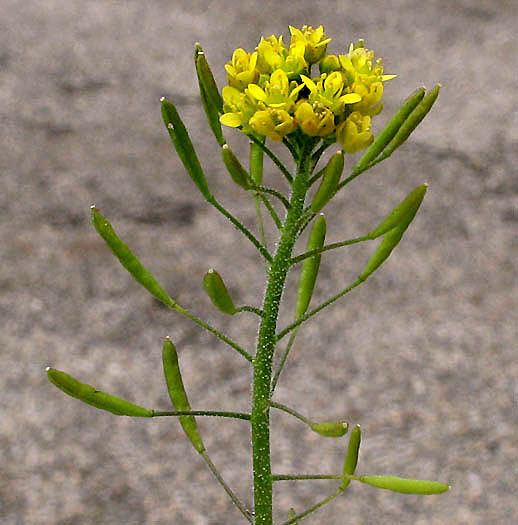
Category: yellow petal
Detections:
[
  {"x1": 220, "y1": 113, "x2": 242, "y2": 127},
  {"x1": 341, "y1": 93, "x2": 362, "y2": 104},
  {"x1": 382, "y1": 74, "x2": 397, "y2": 81},
  {"x1": 300, "y1": 74, "x2": 317, "y2": 93},
  {"x1": 247, "y1": 84, "x2": 267, "y2": 101}
]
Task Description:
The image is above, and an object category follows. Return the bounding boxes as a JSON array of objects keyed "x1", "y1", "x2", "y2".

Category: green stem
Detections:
[
  {"x1": 281, "y1": 488, "x2": 344, "y2": 525},
  {"x1": 250, "y1": 185, "x2": 291, "y2": 210},
  {"x1": 152, "y1": 410, "x2": 251, "y2": 420},
  {"x1": 248, "y1": 133, "x2": 294, "y2": 183},
  {"x1": 209, "y1": 197, "x2": 272, "y2": 263},
  {"x1": 273, "y1": 474, "x2": 343, "y2": 481},
  {"x1": 276, "y1": 278, "x2": 363, "y2": 341},
  {"x1": 252, "y1": 151, "x2": 310, "y2": 524},
  {"x1": 172, "y1": 304, "x2": 253, "y2": 362},
  {"x1": 258, "y1": 193, "x2": 283, "y2": 231},
  {"x1": 290, "y1": 235, "x2": 370, "y2": 265},
  {"x1": 201, "y1": 451, "x2": 254, "y2": 522},
  {"x1": 254, "y1": 193, "x2": 267, "y2": 249},
  {"x1": 235, "y1": 305, "x2": 264, "y2": 317},
  {"x1": 270, "y1": 327, "x2": 299, "y2": 394}
]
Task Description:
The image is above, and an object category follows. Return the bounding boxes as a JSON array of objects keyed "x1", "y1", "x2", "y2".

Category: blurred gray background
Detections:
[{"x1": 2, "y1": 0, "x2": 517, "y2": 523}]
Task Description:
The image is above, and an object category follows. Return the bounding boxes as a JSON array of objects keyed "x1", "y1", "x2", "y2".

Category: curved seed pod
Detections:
[
  {"x1": 195, "y1": 44, "x2": 225, "y2": 146},
  {"x1": 310, "y1": 420, "x2": 349, "y2": 438},
  {"x1": 161, "y1": 97, "x2": 212, "y2": 200},
  {"x1": 359, "y1": 475, "x2": 450, "y2": 495},
  {"x1": 162, "y1": 338, "x2": 205, "y2": 453},
  {"x1": 249, "y1": 140, "x2": 264, "y2": 185},
  {"x1": 359, "y1": 226, "x2": 404, "y2": 282},
  {"x1": 91, "y1": 207, "x2": 175, "y2": 308},
  {"x1": 311, "y1": 151, "x2": 344, "y2": 213},
  {"x1": 295, "y1": 214, "x2": 327, "y2": 318},
  {"x1": 353, "y1": 87, "x2": 426, "y2": 172},
  {"x1": 221, "y1": 144, "x2": 251, "y2": 190},
  {"x1": 380, "y1": 85, "x2": 441, "y2": 160},
  {"x1": 46, "y1": 367, "x2": 153, "y2": 417},
  {"x1": 203, "y1": 269, "x2": 237, "y2": 315},
  {"x1": 368, "y1": 184, "x2": 427, "y2": 239},
  {"x1": 341, "y1": 424, "x2": 361, "y2": 489}
]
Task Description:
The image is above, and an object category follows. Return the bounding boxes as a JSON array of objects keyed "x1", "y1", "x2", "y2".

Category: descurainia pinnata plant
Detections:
[{"x1": 47, "y1": 24, "x2": 449, "y2": 524}]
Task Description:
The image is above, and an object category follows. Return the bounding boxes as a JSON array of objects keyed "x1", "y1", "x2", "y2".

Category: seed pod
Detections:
[
  {"x1": 311, "y1": 151, "x2": 344, "y2": 213},
  {"x1": 203, "y1": 269, "x2": 237, "y2": 315},
  {"x1": 359, "y1": 226, "x2": 404, "y2": 282},
  {"x1": 46, "y1": 367, "x2": 153, "y2": 417},
  {"x1": 249, "y1": 140, "x2": 264, "y2": 186},
  {"x1": 359, "y1": 475, "x2": 450, "y2": 495},
  {"x1": 310, "y1": 420, "x2": 349, "y2": 438},
  {"x1": 161, "y1": 97, "x2": 212, "y2": 200},
  {"x1": 221, "y1": 144, "x2": 251, "y2": 190},
  {"x1": 380, "y1": 85, "x2": 441, "y2": 160},
  {"x1": 353, "y1": 87, "x2": 426, "y2": 173},
  {"x1": 195, "y1": 44, "x2": 225, "y2": 146},
  {"x1": 91, "y1": 207, "x2": 175, "y2": 308},
  {"x1": 368, "y1": 184, "x2": 428, "y2": 239},
  {"x1": 162, "y1": 338, "x2": 205, "y2": 453},
  {"x1": 341, "y1": 425, "x2": 361, "y2": 489},
  {"x1": 295, "y1": 214, "x2": 326, "y2": 318}
]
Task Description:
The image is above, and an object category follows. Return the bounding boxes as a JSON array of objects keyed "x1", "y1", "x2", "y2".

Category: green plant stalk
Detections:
[{"x1": 252, "y1": 151, "x2": 310, "y2": 524}]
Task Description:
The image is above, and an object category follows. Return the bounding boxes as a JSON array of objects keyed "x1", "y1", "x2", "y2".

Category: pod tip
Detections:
[
  {"x1": 222, "y1": 144, "x2": 229, "y2": 150},
  {"x1": 160, "y1": 96, "x2": 166, "y2": 102}
]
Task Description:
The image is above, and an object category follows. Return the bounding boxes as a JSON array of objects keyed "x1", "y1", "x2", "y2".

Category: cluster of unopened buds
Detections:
[{"x1": 220, "y1": 25, "x2": 396, "y2": 153}]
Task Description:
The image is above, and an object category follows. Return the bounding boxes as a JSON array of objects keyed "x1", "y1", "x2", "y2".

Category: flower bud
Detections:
[
  {"x1": 336, "y1": 112, "x2": 374, "y2": 154},
  {"x1": 319, "y1": 54, "x2": 341, "y2": 74},
  {"x1": 47, "y1": 367, "x2": 153, "y2": 417},
  {"x1": 203, "y1": 269, "x2": 237, "y2": 315}
]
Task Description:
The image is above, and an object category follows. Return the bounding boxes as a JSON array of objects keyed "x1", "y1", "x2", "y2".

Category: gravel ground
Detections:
[{"x1": 1, "y1": 1, "x2": 517, "y2": 523}]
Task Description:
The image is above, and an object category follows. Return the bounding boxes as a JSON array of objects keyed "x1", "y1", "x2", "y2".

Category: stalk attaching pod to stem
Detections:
[
  {"x1": 161, "y1": 97, "x2": 213, "y2": 200},
  {"x1": 221, "y1": 144, "x2": 251, "y2": 190},
  {"x1": 46, "y1": 368, "x2": 153, "y2": 417},
  {"x1": 358, "y1": 475, "x2": 450, "y2": 495},
  {"x1": 368, "y1": 184, "x2": 428, "y2": 239},
  {"x1": 194, "y1": 43, "x2": 225, "y2": 146},
  {"x1": 91, "y1": 206, "x2": 176, "y2": 308},
  {"x1": 311, "y1": 151, "x2": 344, "y2": 213},
  {"x1": 341, "y1": 424, "x2": 361, "y2": 489},
  {"x1": 310, "y1": 420, "x2": 349, "y2": 438},
  {"x1": 162, "y1": 337, "x2": 205, "y2": 453},
  {"x1": 295, "y1": 214, "x2": 327, "y2": 318},
  {"x1": 352, "y1": 87, "x2": 426, "y2": 174},
  {"x1": 203, "y1": 269, "x2": 237, "y2": 315}
]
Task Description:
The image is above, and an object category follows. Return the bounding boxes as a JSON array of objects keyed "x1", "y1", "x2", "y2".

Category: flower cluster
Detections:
[{"x1": 220, "y1": 25, "x2": 396, "y2": 153}]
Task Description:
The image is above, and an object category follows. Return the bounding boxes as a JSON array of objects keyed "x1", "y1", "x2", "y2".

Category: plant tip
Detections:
[
  {"x1": 160, "y1": 96, "x2": 165, "y2": 102},
  {"x1": 45, "y1": 366, "x2": 52, "y2": 372}
]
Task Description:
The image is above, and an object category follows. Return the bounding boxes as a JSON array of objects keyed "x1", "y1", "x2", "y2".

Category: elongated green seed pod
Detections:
[
  {"x1": 359, "y1": 475, "x2": 450, "y2": 495},
  {"x1": 295, "y1": 214, "x2": 326, "y2": 318},
  {"x1": 341, "y1": 425, "x2": 361, "y2": 489},
  {"x1": 310, "y1": 420, "x2": 349, "y2": 438},
  {"x1": 194, "y1": 43, "x2": 223, "y2": 113},
  {"x1": 311, "y1": 151, "x2": 344, "y2": 213},
  {"x1": 91, "y1": 207, "x2": 175, "y2": 308},
  {"x1": 380, "y1": 85, "x2": 441, "y2": 160},
  {"x1": 368, "y1": 184, "x2": 428, "y2": 239},
  {"x1": 249, "y1": 140, "x2": 264, "y2": 185},
  {"x1": 195, "y1": 44, "x2": 225, "y2": 146},
  {"x1": 47, "y1": 368, "x2": 153, "y2": 417},
  {"x1": 203, "y1": 269, "x2": 237, "y2": 314},
  {"x1": 359, "y1": 226, "x2": 404, "y2": 282},
  {"x1": 353, "y1": 87, "x2": 426, "y2": 173},
  {"x1": 221, "y1": 144, "x2": 251, "y2": 190},
  {"x1": 162, "y1": 338, "x2": 205, "y2": 453},
  {"x1": 161, "y1": 97, "x2": 212, "y2": 200}
]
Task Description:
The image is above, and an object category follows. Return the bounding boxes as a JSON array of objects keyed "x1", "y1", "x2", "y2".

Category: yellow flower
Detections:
[
  {"x1": 220, "y1": 86, "x2": 258, "y2": 131},
  {"x1": 336, "y1": 111, "x2": 373, "y2": 153},
  {"x1": 256, "y1": 35, "x2": 307, "y2": 78},
  {"x1": 249, "y1": 108, "x2": 297, "y2": 141},
  {"x1": 225, "y1": 48, "x2": 259, "y2": 90},
  {"x1": 289, "y1": 25, "x2": 331, "y2": 65},
  {"x1": 295, "y1": 101, "x2": 335, "y2": 137},
  {"x1": 245, "y1": 69, "x2": 304, "y2": 113}
]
